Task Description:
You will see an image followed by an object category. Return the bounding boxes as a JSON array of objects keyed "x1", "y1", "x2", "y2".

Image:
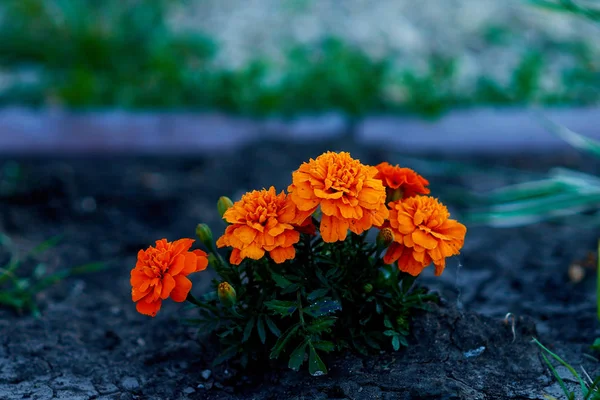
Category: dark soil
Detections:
[{"x1": 1, "y1": 137, "x2": 599, "y2": 400}]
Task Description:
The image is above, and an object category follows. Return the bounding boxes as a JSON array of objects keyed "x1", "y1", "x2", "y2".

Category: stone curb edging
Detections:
[{"x1": 0, "y1": 107, "x2": 598, "y2": 154}]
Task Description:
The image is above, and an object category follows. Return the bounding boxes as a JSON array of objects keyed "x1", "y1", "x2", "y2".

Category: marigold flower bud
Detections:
[
  {"x1": 217, "y1": 196, "x2": 234, "y2": 218},
  {"x1": 376, "y1": 228, "x2": 395, "y2": 249},
  {"x1": 196, "y1": 223, "x2": 214, "y2": 250},
  {"x1": 363, "y1": 283, "x2": 373, "y2": 293},
  {"x1": 218, "y1": 282, "x2": 237, "y2": 307},
  {"x1": 388, "y1": 188, "x2": 403, "y2": 203}
]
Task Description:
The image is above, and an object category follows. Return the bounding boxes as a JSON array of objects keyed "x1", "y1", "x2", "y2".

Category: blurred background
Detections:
[{"x1": 0, "y1": 0, "x2": 598, "y2": 116}]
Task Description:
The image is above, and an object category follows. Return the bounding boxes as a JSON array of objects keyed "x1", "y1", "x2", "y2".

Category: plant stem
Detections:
[
  {"x1": 186, "y1": 293, "x2": 220, "y2": 313},
  {"x1": 297, "y1": 291, "x2": 306, "y2": 329}
]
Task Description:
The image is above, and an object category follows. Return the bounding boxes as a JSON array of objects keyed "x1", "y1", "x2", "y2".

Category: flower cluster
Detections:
[{"x1": 131, "y1": 151, "x2": 466, "y2": 375}]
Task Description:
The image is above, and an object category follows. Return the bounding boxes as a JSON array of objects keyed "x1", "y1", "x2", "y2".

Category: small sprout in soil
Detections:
[{"x1": 0, "y1": 234, "x2": 105, "y2": 317}]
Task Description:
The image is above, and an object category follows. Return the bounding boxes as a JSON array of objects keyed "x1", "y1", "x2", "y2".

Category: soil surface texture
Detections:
[{"x1": 1, "y1": 137, "x2": 599, "y2": 400}]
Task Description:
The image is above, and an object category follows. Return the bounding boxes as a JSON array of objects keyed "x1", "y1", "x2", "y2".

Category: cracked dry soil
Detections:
[{"x1": 1, "y1": 137, "x2": 599, "y2": 400}]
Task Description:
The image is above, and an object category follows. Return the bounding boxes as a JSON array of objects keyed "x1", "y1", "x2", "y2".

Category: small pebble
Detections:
[
  {"x1": 197, "y1": 384, "x2": 205, "y2": 389},
  {"x1": 214, "y1": 382, "x2": 223, "y2": 389},
  {"x1": 136, "y1": 338, "x2": 145, "y2": 347},
  {"x1": 121, "y1": 376, "x2": 140, "y2": 391},
  {"x1": 183, "y1": 387, "x2": 195, "y2": 394},
  {"x1": 201, "y1": 369, "x2": 212, "y2": 380},
  {"x1": 569, "y1": 264, "x2": 585, "y2": 283},
  {"x1": 80, "y1": 196, "x2": 97, "y2": 212},
  {"x1": 464, "y1": 346, "x2": 486, "y2": 358}
]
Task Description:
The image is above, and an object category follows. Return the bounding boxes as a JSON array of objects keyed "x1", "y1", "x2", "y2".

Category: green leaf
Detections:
[
  {"x1": 288, "y1": 340, "x2": 308, "y2": 371},
  {"x1": 308, "y1": 342, "x2": 328, "y2": 376},
  {"x1": 383, "y1": 317, "x2": 393, "y2": 329},
  {"x1": 213, "y1": 345, "x2": 239, "y2": 366},
  {"x1": 270, "y1": 270, "x2": 294, "y2": 289},
  {"x1": 264, "y1": 299, "x2": 298, "y2": 317},
  {"x1": 265, "y1": 316, "x2": 281, "y2": 337},
  {"x1": 312, "y1": 340, "x2": 335, "y2": 353},
  {"x1": 257, "y1": 316, "x2": 266, "y2": 344},
  {"x1": 307, "y1": 288, "x2": 330, "y2": 302},
  {"x1": 242, "y1": 317, "x2": 255, "y2": 343},
  {"x1": 270, "y1": 323, "x2": 301, "y2": 360},
  {"x1": 383, "y1": 330, "x2": 397, "y2": 337},
  {"x1": 281, "y1": 284, "x2": 300, "y2": 294},
  {"x1": 303, "y1": 299, "x2": 341, "y2": 318},
  {"x1": 306, "y1": 317, "x2": 337, "y2": 334},
  {"x1": 392, "y1": 335, "x2": 401, "y2": 351}
]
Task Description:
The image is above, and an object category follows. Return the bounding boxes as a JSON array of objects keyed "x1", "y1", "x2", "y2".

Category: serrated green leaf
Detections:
[
  {"x1": 270, "y1": 323, "x2": 301, "y2": 360},
  {"x1": 383, "y1": 317, "x2": 393, "y2": 329},
  {"x1": 398, "y1": 335, "x2": 408, "y2": 347},
  {"x1": 307, "y1": 288, "x2": 330, "y2": 302},
  {"x1": 308, "y1": 342, "x2": 328, "y2": 376},
  {"x1": 264, "y1": 299, "x2": 298, "y2": 317},
  {"x1": 288, "y1": 340, "x2": 308, "y2": 371},
  {"x1": 392, "y1": 335, "x2": 400, "y2": 351},
  {"x1": 303, "y1": 299, "x2": 341, "y2": 318},
  {"x1": 325, "y1": 267, "x2": 340, "y2": 278},
  {"x1": 315, "y1": 267, "x2": 329, "y2": 285},
  {"x1": 281, "y1": 284, "x2": 300, "y2": 294},
  {"x1": 213, "y1": 345, "x2": 239, "y2": 366},
  {"x1": 257, "y1": 316, "x2": 266, "y2": 344},
  {"x1": 306, "y1": 317, "x2": 337, "y2": 334},
  {"x1": 312, "y1": 340, "x2": 335, "y2": 353},
  {"x1": 242, "y1": 317, "x2": 255, "y2": 343},
  {"x1": 270, "y1": 271, "x2": 294, "y2": 289},
  {"x1": 265, "y1": 316, "x2": 281, "y2": 337}
]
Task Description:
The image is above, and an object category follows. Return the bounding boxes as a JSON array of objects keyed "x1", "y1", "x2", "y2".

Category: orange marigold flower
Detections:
[
  {"x1": 374, "y1": 162, "x2": 430, "y2": 201},
  {"x1": 216, "y1": 187, "x2": 301, "y2": 265},
  {"x1": 131, "y1": 238, "x2": 208, "y2": 317},
  {"x1": 288, "y1": 151, "x2": 389, "y2": 243},
  {"x1": 383, "y1": 196, "x2": 466, "y2": 276}
]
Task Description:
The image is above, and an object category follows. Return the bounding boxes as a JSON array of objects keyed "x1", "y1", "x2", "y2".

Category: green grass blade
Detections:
[
  {"x1": 541, "y1": 352, "x2": 573, "y2": 399},
  {"x1": 466, "y1": 192, "x2": 600, "y2": 227},
  {"x1": 540, "y1": 115, "x2": 600, "y2": 159},
  {"x1": 28, "y1": 235, "x2": 63, "y2": 258},
  {"x1": 597, "y1": 239, "x2": 600, "y2": 322},
  {"x1": 69, "y1": 262, "x2": 106, "y2": 275},
  {"x1": 533, "y1": 338, "x2": 588, "y2": 396}
]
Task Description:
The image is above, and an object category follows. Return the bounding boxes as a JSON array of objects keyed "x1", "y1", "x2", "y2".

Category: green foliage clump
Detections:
[{"x1": 191, "y1": 226, "x2": 435, "y2": 375}]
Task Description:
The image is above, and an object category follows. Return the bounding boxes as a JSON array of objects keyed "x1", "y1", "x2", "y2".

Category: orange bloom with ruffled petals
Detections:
[
  {"x1": 375, "y1": 162, "x2": 430, "y2": 200},
  {"x1": 383, "y1": 196, "x2": 466, "y2": 276},
  {"x1": 131, "y1": 238, "x2": 208, "y2": 317},
  {"x1": 216, "y1": 187, "x2": 301, "y2": 265},
  {"x1": 288, "y1": 152, "x2": 389, "y2": 243}
]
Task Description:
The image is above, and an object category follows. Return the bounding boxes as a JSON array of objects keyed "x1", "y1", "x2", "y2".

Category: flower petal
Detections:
[
  {"x1": 160, "y1": 273, "x2": 176, "y2": 299},
  {"x1": 170, "y1": 275, "x2": 192, "y2": 302},
  {"x1": 136, "y1": 299, "x2": 162, "y2": 317}
]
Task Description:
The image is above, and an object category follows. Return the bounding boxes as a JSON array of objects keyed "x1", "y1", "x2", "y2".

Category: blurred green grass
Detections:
[{"x1": 0, "y1": 0, "x2": 598, "y2": 117}]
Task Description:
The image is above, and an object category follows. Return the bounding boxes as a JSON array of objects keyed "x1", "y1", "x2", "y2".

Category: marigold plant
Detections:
[{"x1": 130, "y1": 151, "x2": 467, "y2": 375}]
